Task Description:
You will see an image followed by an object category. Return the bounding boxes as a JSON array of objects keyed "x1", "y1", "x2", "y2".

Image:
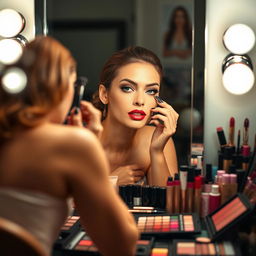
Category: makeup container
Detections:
[
  {"x1": 201, "y1": 192, "x2": 210, "y2": 217},
  {"x1": 133, "y1": 185, "x2": 142, "y2": 206},
  {"x1": 223, "y1": 146, "x2": 235, "y2": 172},
  {"x1": 157, "y1": 187, "x2": 166, "y2": 209},
  {"x1": 194, "y1": 176, "x2": 202, "y2": 215},
  {"x1": 54, "y1": 215, "x2": 81, "y2": 249},
  {"x1": 241, "y1": 145, "x2": 251, "y2": 171},
  {"x1": 151, "y1": 240, "x2": 171, "y2": 256},
  {"x1": 203, "y1": 164, "x2": 213, "y2": 193},
  {"x1": 208, "y1": 185, "x2": 220, "y2": 214},
  {"x1": 179, "y1": 166, "x2": 188, "y2": 212},
  {"x1": 142, "y1": 185, "x2": 151, "y2": 206},
  {"x1": 172, "y1": 239, "x2": 241, "y2": 256},
  {"x1": 203, "y1": 193, "x2": 255, "y2": 242},
  {"x1": 186, "y1": 170, "x2": 194, "y2": 212},
  {"x1": 64, "y1": 232, "x2": 155, "y2": 256},
  {"x1": 166, "y1": 177, "x2": 174, "y2": 214},
  {"x1": 135, "y1": 213, "x2": 201, "y2": 238},
  {"x1": 219, "y1": 174, "x2": 231, "y2": 204},
  {"x1": 173, "y1": 173, "x2": 181, "y2": 213}
]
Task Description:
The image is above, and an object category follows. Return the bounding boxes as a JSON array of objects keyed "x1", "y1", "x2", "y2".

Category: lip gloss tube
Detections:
[
  {"x1": 220, "y1": 174, "x2": 230, "y2": 204},
  {"x1": 229, "y1": 174, "x2": 238, "y2": 197},
  {"x1": 201, "y1": 192, "x2": 210, "y2": 217}
]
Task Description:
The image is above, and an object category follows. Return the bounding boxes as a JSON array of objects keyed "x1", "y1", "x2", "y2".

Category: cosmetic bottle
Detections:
[
  {"x1": 241, "y1": 145, "x2": 251, "y2": 171},
  {"x1": 186, "y1": 169, "x2": 194, "y2": 212},
  {"x1": 194, "y1": 176, "x2": 202, "y2": 215},
  {"x1": 236, "y1": 169, "x2": 247, "y2": 192},
  {"x1": 166, "y1": 177, "x2": 174, "y2": 213},
  {"x1": 179, "y1": 166, "x2": 188, "y2": 212},
  {"x1": 133, "y1": 185, "x2": 142, "y2": 206},
  {"x1": 220, "y1": 174, "x2": 231, "y2": 204},
  {"x1": 204, "y1": 164, "x2": 213, "y2": 193},
  {"x1": 158, "y1": 187, "x2": 166, "y2": 209},
  {"x1": 229, "y1": 174, "x2": 238, "y2": 197},
  {"x1": 142, "y1": 185, "x2": 151, "y2": 206},
  {"x1": 209, "y1": 184, "x2": 221, "y2": 214},
  {"x1": 196, "y1": 155, "x2": 203, "y2": 174},
  {"x1": 223, "y1": 146, "x2": 235, "y2": 172},
  {"x1": 201, "y1": 192, "x2": 210, "y2": 217},
  {"x1": 173, "y1": 173, "x2": 181, "y2": 213}
]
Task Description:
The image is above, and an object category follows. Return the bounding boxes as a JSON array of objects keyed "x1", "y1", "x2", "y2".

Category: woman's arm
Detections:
[
  {"x1": 147, "y1": 97, "x2": 179, "y2": 186},
  {"x1": 65, "y1": 129, "x2": 139, "y2": 256},
  {"x1": 148, "y1": 137, "x2": 178, "y2": 186}
]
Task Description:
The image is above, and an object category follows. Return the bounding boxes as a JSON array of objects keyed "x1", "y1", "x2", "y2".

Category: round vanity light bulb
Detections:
[
  {"x1": 0, "y1": 9, "x2": 25, "y2": 38},
  {"x1": 222, "y1": 63, "x2": 254, "y2": 95},
  {"x1": 0, "y1": 39, "x2": 23, "y2": 64},
  {"x1": 2, "y1": 67, "x2": 27, "y2": 94},
  {"x1": 223, "y1": 24, "x2": 255, "y2": 54}
]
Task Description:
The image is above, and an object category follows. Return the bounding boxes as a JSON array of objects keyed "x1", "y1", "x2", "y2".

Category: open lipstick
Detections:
[
  {"x1": 243, "y1": 118, "x2": 249, "y2": 146},
  {"x1": 128, "y1": 109, "x2": 146, "y2": 121},
  {"x1": 228, "y1": 117, "x2": 235, "y2": 147}
]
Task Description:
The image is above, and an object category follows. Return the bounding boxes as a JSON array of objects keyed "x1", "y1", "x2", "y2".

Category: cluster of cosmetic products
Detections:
[{"x1": 118, "y1": 164, "x2": 238, "y2": 217}]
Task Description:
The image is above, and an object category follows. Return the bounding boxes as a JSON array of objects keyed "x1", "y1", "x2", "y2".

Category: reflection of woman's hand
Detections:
[
  {"x1": 111, "y1": 165, "x2": 145, "y2": 185},
  {"x1": 149, "y1": 96, "x2": 179, "y2": 152},
  {"x1": 67, "y1": 101, "x2": 103, "y2": 138}
]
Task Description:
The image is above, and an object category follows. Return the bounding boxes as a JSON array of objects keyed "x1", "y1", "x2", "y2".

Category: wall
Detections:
[
  {"x1": 0, "y1": 0, "x2": 35, "y2": 41},
  {"x1": 204, "y1": 0, "x2": 256, "y2": 165}
]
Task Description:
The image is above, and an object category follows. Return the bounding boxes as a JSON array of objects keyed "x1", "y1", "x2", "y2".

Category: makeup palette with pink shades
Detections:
[
  {"x1": 203, "y1": 193, "x2": 255, "y2": 241},
  {"x1": 135, "y1": 213, "x2": 201, "y2": 238}
]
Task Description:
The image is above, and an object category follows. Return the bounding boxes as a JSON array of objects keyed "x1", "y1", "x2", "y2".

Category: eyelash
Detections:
[{"x1": 120, "y1": 86, "x2": 159, "y2": 95}]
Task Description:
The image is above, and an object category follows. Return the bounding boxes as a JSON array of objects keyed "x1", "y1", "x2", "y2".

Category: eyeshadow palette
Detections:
[
  {"x1": 151, "y1": 240, "x2": 172, "y2": 256},
  {"x1": 61, "y1": 231, "x2": 154, "y2": 256},
  {"x1": 204, "y1": 193, "x2": 255, "y2": 241},
  {"x1": 134, "y1": 213, "x2": 201, "y2": 238},
  {"x1": 54, "y1": 215, "x2": 81, "y2": 249},
  {"x1": 172, "y1": 239, "x2": 241, "y2": 256}
]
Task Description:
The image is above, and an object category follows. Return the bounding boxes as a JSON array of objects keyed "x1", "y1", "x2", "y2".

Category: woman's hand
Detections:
[
  {"x1": 67, "y1": 101, "x2": 103, "y2": 138},
  {"x1": 149, "y1": 96, "x2": 179, "y2": 152},
  {"x1": 111, "y1": 165, "x2": 145, "y2": 185}
]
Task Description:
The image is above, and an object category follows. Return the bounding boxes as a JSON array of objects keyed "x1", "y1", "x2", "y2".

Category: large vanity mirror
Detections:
[{"x1": 36, "y1": 0, "x2": 205, "y2": 166}]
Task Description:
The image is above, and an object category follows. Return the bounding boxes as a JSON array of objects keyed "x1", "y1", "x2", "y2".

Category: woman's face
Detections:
[
  {"x1": 105, "y1": 62, "x2": 160, "y2": 129},
  {"x1": 174, "y1": 10, "x2": 186, "y2": 26}
]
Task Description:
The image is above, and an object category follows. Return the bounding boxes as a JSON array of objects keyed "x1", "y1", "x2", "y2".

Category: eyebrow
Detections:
[{"x1": 119, "y1": 78, "x2": 160, "y2": 87}]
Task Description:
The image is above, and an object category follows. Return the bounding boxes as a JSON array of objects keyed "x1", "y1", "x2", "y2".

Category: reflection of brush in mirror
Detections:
[{"x1": 73, "y1": 76, "x2": 88, "y2": 108}]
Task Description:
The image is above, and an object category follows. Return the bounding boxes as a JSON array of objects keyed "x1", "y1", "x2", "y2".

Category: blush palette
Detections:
[
  {"x1": 135, "y1": 213, "x2": 201, "y2": 237},
  {"x1": 172, "y1": 240, "x2": 241, "y2": 256},
  {"x1": 204, "y1": 193, "x2": 255, "y2": 241}
]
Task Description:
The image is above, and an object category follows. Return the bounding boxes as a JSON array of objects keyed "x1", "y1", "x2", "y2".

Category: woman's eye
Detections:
[
  {"x1": 146, "y1": 89, "x2": 159, "y2": 95},
  {"x1": 120, "y1": 86, "x2": 133, "y2": 93}
]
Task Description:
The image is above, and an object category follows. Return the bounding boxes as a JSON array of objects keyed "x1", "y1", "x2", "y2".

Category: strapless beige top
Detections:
[{"x1": 0, "y1": 188, "x2": 73, "y2": 255}]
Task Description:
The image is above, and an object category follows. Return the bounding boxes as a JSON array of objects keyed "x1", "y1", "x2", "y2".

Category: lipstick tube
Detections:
[{"x1": 216, "y1": 127, "x2": 227, "y2": 148}]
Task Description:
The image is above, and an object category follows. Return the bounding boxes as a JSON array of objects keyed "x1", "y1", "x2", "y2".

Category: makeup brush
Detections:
[
  {"x1": 243, "y1": 118, "x2": 249, "y2": 145},
  {"x1": 228, "y1": 117, "x2": 235, "y2": 147}
]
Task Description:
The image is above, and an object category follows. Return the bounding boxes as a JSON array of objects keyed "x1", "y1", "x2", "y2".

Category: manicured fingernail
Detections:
[
  {"x1": 74, "y1": 107, "x2": 79, "y2": 114},
  {"x1": 155, "y1": 96, "x2": 164, "y2": 103}
]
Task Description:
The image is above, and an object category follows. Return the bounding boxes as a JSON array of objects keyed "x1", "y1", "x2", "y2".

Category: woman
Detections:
[
  {"x1": 92, "y1": 46, "x2": 179, "y2": 186},
  {"x1": 0, "y1": 36, "x2": 138, "y2": 256},
  {"x1": 163, "y1": 6, "x2": 192, "y2": 59}
]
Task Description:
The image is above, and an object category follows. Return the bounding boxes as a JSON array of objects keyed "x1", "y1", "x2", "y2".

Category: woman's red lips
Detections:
[{"x1": 128, "y1": 110, "x2": 146, "y2": 121}]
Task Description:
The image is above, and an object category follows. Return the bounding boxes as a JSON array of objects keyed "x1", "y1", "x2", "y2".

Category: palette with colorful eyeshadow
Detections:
[
  {"x1": 151, "y1": 240, "x2": 172, "y2": 256},
  {"x1": 54, "y1": 215, "x2": 81, "y2": 249},
  {"x1": 204, "y1": 193, "x2": 255, "y2": 241},
  {"x1": 60, "y1": 231, "x2": 155, "y2": 256},
  {"x1": 172, "y1": 239, "x2": 241, "y2": 256},
  {"x1": 134, "y1": 213, "x2": 201, "y2": 238}
]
